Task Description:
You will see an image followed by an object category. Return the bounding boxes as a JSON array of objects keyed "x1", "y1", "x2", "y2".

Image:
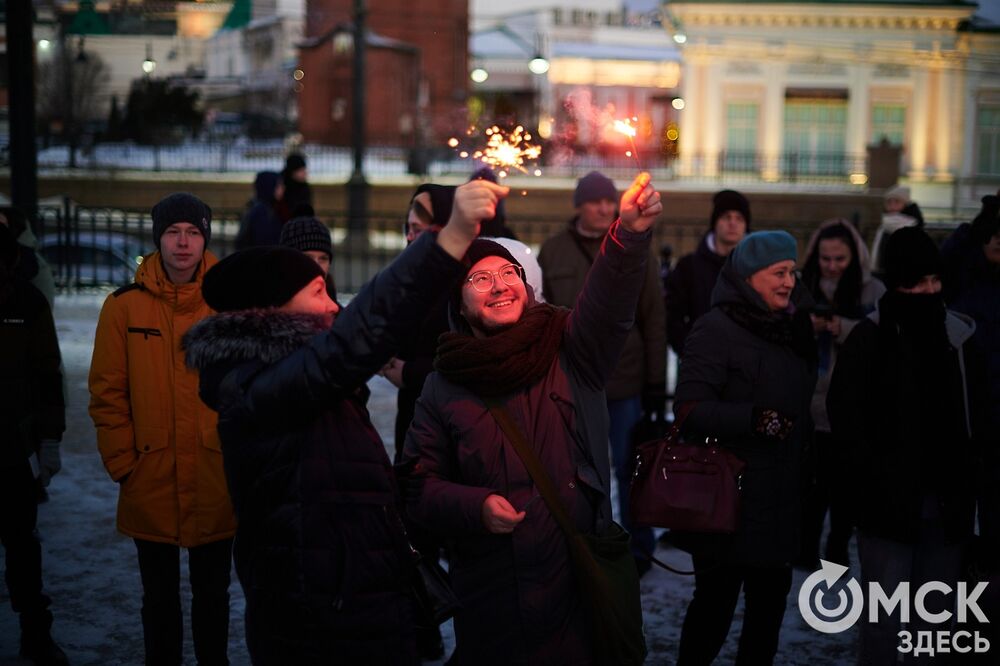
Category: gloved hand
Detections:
[
  {"x1": 752, "y1": 407, "x2": 795, "y2": 441},
  {"x1": 642, "y1": 382, "x2": 667, "y2": 416},
  {"x1": 37, "y1": 439, "x2": 62, "y2": 487}
]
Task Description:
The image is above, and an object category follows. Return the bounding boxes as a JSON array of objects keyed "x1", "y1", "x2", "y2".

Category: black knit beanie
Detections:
[
  {"x1": 202, "y1": 246, "x2": 324, "y2": 312},
  {"x1": 152, "y1": 193, "x2": 212, "y2": 249},
  {"x1": 971, "y1": 195, "x2": 1000, "y2": 245},
  {"x1": 883, "y1": 226, "x2": 942, "y2": 291},
  {"x1": 284, "y1": 153, "x2": 307, "y2": 174},
  {"x1": 280, "y1": 216, "x2": 333, "y2": 258},
  {"x1": 710, "y1": 190, "x2": 752, "y2": 231}
]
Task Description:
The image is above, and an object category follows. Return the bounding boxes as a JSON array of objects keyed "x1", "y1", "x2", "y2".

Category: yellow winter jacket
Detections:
[{"x1": 89, "y1": 251, "x2": 236, "y2": 547}]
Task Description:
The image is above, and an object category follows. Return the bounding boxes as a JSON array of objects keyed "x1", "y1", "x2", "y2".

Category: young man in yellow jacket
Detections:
[{"x1": 89, "y1": 193, "x2": 236, "y2": 665}]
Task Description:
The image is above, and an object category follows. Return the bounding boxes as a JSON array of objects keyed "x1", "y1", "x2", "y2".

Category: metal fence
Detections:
[
  {"x1": 34, "y1": 139, "x2": 875, "y2": 188},
  {"x1": 34, "y1": 198, "x2": 714, "y2": 294}
]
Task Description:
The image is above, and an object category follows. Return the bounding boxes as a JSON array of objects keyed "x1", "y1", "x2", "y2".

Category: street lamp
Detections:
[
  {"x1": 142, "y1": 43, "x2": 156, "y2": 76},
  {"x1": 470, "y1": 67, "x2": 488, "y2": 83},
  {"x1": 528, "y1": 55, "x2": 549, "y2": 75}
]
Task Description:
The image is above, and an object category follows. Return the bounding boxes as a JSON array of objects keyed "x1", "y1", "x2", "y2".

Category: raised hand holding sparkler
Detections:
[{"x1": 619, "y1": 172, "x2": 661, "y2": 234}]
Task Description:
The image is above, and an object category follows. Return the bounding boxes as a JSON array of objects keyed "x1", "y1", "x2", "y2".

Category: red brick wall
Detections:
[{"x1": 298, "y1": 0, "x2": 469, "y2": 146}]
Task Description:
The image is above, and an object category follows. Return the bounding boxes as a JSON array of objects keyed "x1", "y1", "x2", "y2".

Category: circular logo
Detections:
[{"x1": 798, "y1": 560, "x2": 865, "y2": 634}]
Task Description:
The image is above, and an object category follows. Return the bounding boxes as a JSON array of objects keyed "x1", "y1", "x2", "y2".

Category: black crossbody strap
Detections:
[{"x1": 484, "y1": 400, "x2": 580, "y2": 541}]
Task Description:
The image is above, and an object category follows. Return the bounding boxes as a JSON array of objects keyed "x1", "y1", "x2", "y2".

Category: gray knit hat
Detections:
[
  {"x1": 151, "y1": 193, "x2": 212, "y2": 249},
  {"x1": 280, "y1": 216, "x2": 332, "y2": 258}
]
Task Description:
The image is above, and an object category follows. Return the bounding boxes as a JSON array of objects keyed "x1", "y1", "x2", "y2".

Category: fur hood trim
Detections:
[{"x1": 184, "y1": 309, "x2": 328, "y2": 370}]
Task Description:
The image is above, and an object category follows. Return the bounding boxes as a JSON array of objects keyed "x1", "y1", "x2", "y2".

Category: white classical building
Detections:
[{"x1": 666, "y1": 0, "x2": 1000, "y2": 206}]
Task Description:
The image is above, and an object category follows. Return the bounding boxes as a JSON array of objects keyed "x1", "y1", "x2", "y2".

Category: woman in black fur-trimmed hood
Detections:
[{"x1": 182, "y1": 180, "x2": 504, "y2": 664}]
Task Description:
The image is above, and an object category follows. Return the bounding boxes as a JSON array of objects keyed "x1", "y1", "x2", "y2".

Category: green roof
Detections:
[
  {"x1": 67, "y1": 0, "x2": 110, "y2": 35},
  {"x1": 219, "y1": 0, "x2": 252, "y2": 31}
]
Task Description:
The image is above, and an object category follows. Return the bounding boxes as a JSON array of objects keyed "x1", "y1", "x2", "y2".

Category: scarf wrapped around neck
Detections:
[
  {"x1": 435, "y1": 304, "x2": 570, "y2": 396},
  {"x1": 719, "y1": 302, "x2": 818, "y2": 364}
]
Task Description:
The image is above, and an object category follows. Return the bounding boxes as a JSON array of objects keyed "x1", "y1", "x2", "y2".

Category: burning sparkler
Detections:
[
  {"x1": 447, "y1": 125, "x2": 543, "y2": 179},
  {"x1": 613, "y1": 117, "x2": 642, "y2": 170}
]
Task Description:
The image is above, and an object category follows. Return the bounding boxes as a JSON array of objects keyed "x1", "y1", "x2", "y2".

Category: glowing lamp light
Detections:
[
  {"x1": 447, "y1": 137, "x2": 460, "y2": 148},
  {"x1": 673, "y1": 33, "x2": 688, "y2": 44},
  {"x1": 666, "y1": 128, "x2": 680, "y2": 141},
  {"x1": 528, "y1": 56, "x2": 550, "y2": 75},
  {"x1": 470, "y1": 68, "x2": 489, "y2": 83},
  {"x1": 142, "y1": 58, "x2": 156, "y2": 75},
  {"x1": 38, "y1": 39, "x2": 51, "y2": 51},
  {"x1": 672, "y1": 97, "x2": 686, "y2": 110},
  {"x1": 849, "y1": 173, "x2": 869, "y2": 185}
]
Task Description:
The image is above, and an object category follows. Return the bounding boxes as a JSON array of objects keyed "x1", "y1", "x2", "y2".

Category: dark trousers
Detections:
[
  {"x1": 677, "y1": 559, "x2": 793, "y2": 666},
  {"x1": 0, "y1": 457, "x2": 52, "y2": 639},
  {"x1": 607, "y1": 396, "x2": 655, "y2": 556},
  {"x1": 134, "y1": 537, "x2": 234, "y2": 666},
  {"x1": 800, "y1": 430, "x2": 853, "y2": 564}
]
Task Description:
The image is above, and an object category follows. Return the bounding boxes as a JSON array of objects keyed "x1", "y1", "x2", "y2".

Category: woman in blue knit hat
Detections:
[{"x1": 673, "y1": 231, "x2": 818, "y2": 665}]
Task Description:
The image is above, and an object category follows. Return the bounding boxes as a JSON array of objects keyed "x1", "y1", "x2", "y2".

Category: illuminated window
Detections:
[
  {"x1": 783, "y1": 99, "x2": 847, "y2": 175},
  {"x1": 871, "y1": 104, "x2": 905, "y2": 146},
  {"x1": 976, "y1": 106, "x2": 1000, "y2": 176},
  {"x1": 724, "y1": 102, "x2": 759, "y2": 172}
]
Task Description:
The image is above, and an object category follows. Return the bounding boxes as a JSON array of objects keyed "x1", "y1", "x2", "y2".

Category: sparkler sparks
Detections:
[
  {"x1": 448, "y1": 125, "x2": 543, "y2": 178},
  {"x1": 614, "y1": 117, "x2": 642, "y2": 169}
]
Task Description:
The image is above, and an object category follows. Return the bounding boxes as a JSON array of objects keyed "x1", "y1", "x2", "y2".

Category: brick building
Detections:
[{"x1": 297, "y1": 0, "x2": 469, "y2": 147}]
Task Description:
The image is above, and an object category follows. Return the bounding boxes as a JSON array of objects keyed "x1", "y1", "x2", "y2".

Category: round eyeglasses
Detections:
[{"x1": 465, "y1": 263, "x2": 524, "y2": 292}]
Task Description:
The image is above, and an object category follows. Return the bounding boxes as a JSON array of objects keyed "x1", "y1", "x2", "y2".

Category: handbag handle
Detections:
[{"x1": 484, "y1": 399, "x2": 582, "y2": 542}]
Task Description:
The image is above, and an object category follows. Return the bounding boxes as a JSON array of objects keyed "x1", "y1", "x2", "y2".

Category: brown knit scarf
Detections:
[{"x1": 435, "y1": 304, "x2": 571, "y2": 396}]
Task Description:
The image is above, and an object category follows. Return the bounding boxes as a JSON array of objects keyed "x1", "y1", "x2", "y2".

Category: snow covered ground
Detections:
[{"x1": 0, "y1": 293, "x2": 859, "y2": 665}]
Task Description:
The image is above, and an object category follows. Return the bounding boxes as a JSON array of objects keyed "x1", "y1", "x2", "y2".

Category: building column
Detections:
[
  {"x1": 703, "y1": 61, "x2": 722, "y2": 177},
  {"x1": 847, "y1": 63, "x2": 871, "y2": 158},
  {"x1": 761, "y1": 62, "x2": 783, "y2": 182},
  {"x1": 678, "y1": 58, "x2": 702, "y2": 177},
  {"x1": 909, "y1": 66, "x2": 930, "y2": 181},
  {"x1": 933, "y1": 65, "x2": 955, "y2": 182}
]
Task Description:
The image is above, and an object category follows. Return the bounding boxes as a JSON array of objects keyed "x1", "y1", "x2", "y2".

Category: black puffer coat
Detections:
[
  {"x1": 674, "y1": 262, "x2": 817, "y2": 566},
  {"x1": 184, "y1": 232, "x2": 463, "y2": 664},
  {"x1": 0, "y1": 280, "x2": 64, "y2": 468}
]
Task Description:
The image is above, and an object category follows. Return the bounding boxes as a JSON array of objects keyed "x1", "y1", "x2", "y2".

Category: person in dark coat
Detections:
[
  {"x1": 665, "y1": 189, "x2": 751, "y2": 355},
  {"x1": 279, "y1": 153, "x2": 313, "y2": 222},
  {"x1": 403, "y1": 173, "x2": 663, "y2": 665},
  {"x1": 828, "y1": 226, "x2": 988, "y2": 665},
  {"x1": 797, "y1": 219, "x2": 885, "y2": 568},
  {"x1": 235, "y1": 171, "x2": 284, "y2": 249},
  {"x1": 942, "y1": 192, "x2": 1000, "y2": 433},
  {"x1": 0, "y1": 225, "x2": 68, "y2": 665},
  {"x1": 674, "y1": 231, "x2": 818, "y2": 666},
  {"x1": 183, "y1": 179, "x2": 503, "y2": 665},
  {"x1": 384, "y1": 184, "x2": 457, "y2": 455}
]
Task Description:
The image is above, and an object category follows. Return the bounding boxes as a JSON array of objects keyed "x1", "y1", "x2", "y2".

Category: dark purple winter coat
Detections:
[
  {"x1": 184, "y1": 232, "x2": 464, "y2": 665},
  {"x1": 403, "y1": 222, "x2": 651, "y2": 665}
]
